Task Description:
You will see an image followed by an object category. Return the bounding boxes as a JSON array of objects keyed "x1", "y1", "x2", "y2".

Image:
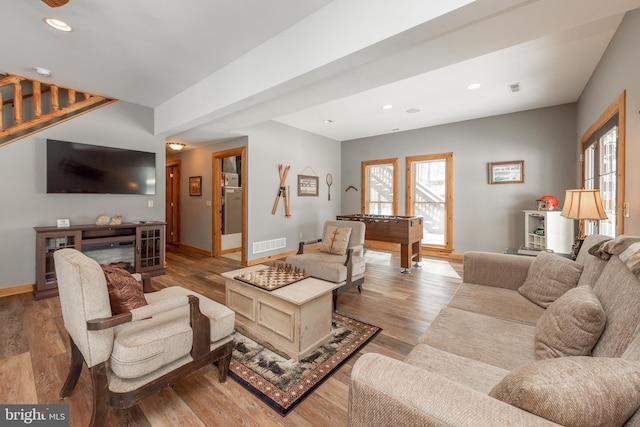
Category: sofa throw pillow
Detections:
[
  {"x1": 320, "y1": 225, "x2": 352, "y2": 256},
  {"x1": 489, "y1": 356, "x2": 640, "y2": 427},
  {"x1": 518, "y1": 251, "x2": 583, "y2": 308},
  {"x1": 101, "y1": 265, "x2": 147, "y2": 314},
  {"x1": 535, "y1": 285, "x2": 606, "y2": 359}
]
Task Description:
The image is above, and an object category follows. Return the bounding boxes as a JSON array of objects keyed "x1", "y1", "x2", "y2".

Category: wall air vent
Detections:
[
  {"x1": 508, "y1": 83, "x2": 521, "y2": 93},
  {"x1": 253, "y1": 238, "x2": 286, "y2": 254}
]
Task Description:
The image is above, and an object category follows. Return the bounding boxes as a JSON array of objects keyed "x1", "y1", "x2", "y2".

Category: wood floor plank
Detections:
[
  {"x1": 24, "y1": 297, "x2": 66, "y2": 360},
  {"x1": 139, "y1": 387, "x2": 206, "y2": 427},
  {"x1": 201, "y1": 368, "x2": 295, "y2": 426},
  {"x1": 171, "y1": 366, "x2": 252, "y2": 427},
  {"x1": 0, "y1": 294, "x2": 30, "y2": 359},
  {"x1": 312, "y1": 377, "x2": 349, "y2": 413},
  {"x1": 0, "y1": 352, "x2": 38, "y2": 403},
  {"x1": 0, "y1": 246, "x2": 462, "y2": 426}
]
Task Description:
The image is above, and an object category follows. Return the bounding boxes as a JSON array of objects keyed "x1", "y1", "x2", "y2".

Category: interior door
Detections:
[{"x1": 165, "y1": 161, "x2": 180, "y2": 244}]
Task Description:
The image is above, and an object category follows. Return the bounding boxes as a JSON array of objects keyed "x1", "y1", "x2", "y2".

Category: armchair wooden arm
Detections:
[
  {"x1": 86, "y1": 312, "x2": 133, "y2": 331},
  {"x1": 297, "y1": 239, "x2": 322, "y2": 254}
]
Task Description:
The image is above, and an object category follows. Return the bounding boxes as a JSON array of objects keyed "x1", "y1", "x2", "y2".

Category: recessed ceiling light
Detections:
[
  {"x1": 34, "y1": 67, "x2": 52, "y2": 77},
  {"x1": 406, "y1": 108, "x2": 421, "y2": 114},
  {"x1": 382, "y1": 104, "x2": 393, "y2": 110},
  {"x1": 44, "y1": 18, "x2": 72, "y2": 32},
  {"x1": 467, "y1": 83, "x2": 481, "y2": 90},
  {"x1": 324, "y1": 119, "x2": 333, "y2": 124}
]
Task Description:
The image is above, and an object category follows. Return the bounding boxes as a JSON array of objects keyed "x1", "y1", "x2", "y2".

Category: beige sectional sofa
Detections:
[{"x1": 349, "y1": 234, "x2": 640, "y2": 426}]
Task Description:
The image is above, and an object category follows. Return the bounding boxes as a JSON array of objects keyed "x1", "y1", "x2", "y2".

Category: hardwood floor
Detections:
[{"x1": 0, "y1": 246, "x2": 462, "y2": 427}]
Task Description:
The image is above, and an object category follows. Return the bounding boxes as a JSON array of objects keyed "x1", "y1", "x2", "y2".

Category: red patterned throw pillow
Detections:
[{"x1": 101, "y1": 265, "x2": 148, "y2": 314}]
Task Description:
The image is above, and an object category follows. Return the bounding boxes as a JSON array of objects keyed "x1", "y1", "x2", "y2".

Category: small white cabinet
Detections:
[{"x1": 523, "y1": 210, "x2": 574, "y2": 253}]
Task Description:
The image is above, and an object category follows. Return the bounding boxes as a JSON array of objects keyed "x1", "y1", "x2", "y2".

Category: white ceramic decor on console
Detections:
[{"x1": 523, "y1": 210, "x2": 574, "y2": 253}]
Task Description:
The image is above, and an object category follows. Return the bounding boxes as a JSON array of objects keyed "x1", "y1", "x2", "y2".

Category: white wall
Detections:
[
  {"x1": 169, "y1": 137, "x2": 247, "y2": 252},
  {"x1": 0, "y1": 101, "x2": 165, "y2": 289},
  {"x1": 243, "y1": 121, "x2": 341, "y2": 261},
  {"x1": 577, "y1": 8, "x2": 640, "y2": 234},
  {"x1": 174, "y1": 121, "x2": 342, "y2": 262},
  {"x1": 341, "y1": 104, "x2": 578, "y2": 254}
]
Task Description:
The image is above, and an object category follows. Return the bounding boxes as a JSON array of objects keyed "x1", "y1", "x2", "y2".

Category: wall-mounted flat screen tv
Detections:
[{"x1": 47, "y1": 139, "x2": 156, "y2": 195}]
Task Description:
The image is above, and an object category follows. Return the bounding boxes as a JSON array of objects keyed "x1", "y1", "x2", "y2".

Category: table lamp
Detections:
[{"x1": 560, "y1": 189, "x2": 608, "y2": 258}]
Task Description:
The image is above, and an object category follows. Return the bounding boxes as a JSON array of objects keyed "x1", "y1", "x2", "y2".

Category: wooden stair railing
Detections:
[{"x1": 0, "y1": 73, "x2": 116, "y2": 147}]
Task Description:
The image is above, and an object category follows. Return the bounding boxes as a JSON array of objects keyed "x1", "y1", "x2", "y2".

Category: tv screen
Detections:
[{"x1": 47, "y1": 139, "x2": 156, "y2": 195}]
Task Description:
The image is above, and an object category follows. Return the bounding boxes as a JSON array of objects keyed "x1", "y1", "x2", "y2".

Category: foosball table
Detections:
[{"x1": 337, "y1": 214, "x2": 423, "y2": 273}]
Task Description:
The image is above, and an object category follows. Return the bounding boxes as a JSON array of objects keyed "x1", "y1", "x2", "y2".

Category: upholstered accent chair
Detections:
[
  {"x1": 53, "y1": 248, "x2": 235, "y2": 427},
  {"x1": 286, "y1": 220, "x2": 366, "y2": 309}
]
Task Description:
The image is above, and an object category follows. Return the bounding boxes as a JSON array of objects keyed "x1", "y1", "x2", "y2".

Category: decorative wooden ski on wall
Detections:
[{"x1": 272, "y1": 164, "x2": 291, "y2": 217}]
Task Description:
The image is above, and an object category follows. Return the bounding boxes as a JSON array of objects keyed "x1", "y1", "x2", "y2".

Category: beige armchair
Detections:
[
  {"x1": 286, "y1": 220, "x2": 366, "y2": 309},
  {"x1": 53, "y1": 248, "x2": 235, "y2": 427}
]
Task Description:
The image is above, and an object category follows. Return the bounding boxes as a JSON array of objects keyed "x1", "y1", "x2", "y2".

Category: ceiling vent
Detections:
[{"x1": 508, "y1": 83, "x2": 521, "y2": 93}]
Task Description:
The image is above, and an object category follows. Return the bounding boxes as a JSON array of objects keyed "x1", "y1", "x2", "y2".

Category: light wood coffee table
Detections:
[{"x1": 223, "y1": 265, "x2": 339, "y2": 361}]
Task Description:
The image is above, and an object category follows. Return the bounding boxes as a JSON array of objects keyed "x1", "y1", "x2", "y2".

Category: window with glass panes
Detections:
[
  {"x1": 361, "y1": 158, "x2": 398, "y2": 215},
  {"x1": 406, "y1": 153, "x2": 453, "y2": 251},
  {"x1": 580, "y1": 91, "x2": 625, "y2": 238}
]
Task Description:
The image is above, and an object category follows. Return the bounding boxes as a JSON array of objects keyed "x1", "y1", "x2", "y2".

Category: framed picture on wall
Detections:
[
  {"x1": 189, "y1": 176, "x2": 202, "y2": 196},
  {"x1": 488, "y1": 160, "x2": 524, "y2": 184},
  {"x1": 297, "y1": 175, "x2": 319, "y2": 196}
]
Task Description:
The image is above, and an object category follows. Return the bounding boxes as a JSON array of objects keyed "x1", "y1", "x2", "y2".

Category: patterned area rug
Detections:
[{"x1": 228, "y1": 312, "x2": 381, "y2": 415}]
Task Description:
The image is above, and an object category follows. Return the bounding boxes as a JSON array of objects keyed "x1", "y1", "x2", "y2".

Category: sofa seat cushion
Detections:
[
  {"x1": 406, "y1": 344, "x2": 509, "y2": 393},
  {"x1": 489, "y1": 356, "x2": 640, "y2": 427},
  {"x1": 518, "y1": 252, "x2": 583, "y2": 308},
  {"x1": 419, "y1": 307, "x2": 536, "y2": 371},
  {"x1": 286, "y1": 252, "x2": 365, "y2": 283},
  {"x1": 448, "y1": 283, "x2": 545, "y2": 325},
  {"x1": 145, "y1": 286, "x2": 235, "y2": 343},
  {"x1": 535, "y1": 285, "x2": 606, "y2": 359},
  {"x1": 112, "y1": 317, "x2": 193, "y2": 379}
]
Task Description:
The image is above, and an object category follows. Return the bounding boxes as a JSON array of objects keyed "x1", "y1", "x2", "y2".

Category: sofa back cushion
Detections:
[
  {"x1": 592, "y1": 255, "x2": 640, "y2": 357},
  {"x1": 575, "y1": 234, "x2": 610, "y2": 288},
  {"x1": 518, "y1": 252, "x2": 583, "y2": 308},
  {"x1": 54, "y1": 249, "x2": 115, "y2": 368},
  {"x1": 534, "y1": 285, "x2": 605, "y2": 359}
]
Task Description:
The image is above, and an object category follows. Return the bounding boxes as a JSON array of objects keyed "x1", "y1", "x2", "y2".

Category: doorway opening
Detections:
[{"x1": 212, "y1": 147, "x2": 246, "y2": 264}]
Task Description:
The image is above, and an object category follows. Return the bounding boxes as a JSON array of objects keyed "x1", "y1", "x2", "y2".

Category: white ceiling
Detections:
[{"x1": 3, "y1": 0, "x2": 640, "y2": 147}]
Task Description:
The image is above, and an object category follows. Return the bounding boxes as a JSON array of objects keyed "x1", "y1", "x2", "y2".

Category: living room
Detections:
[
  {"x1": 2, "y1": 1, "x2": 640, "y2": 425},
  {"x1": 2, "y1": 2, "x2": 640, "y2": 293}
]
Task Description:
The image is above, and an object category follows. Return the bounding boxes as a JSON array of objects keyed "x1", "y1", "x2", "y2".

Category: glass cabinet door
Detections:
[
  {"x1": 136, "y1": 225, "x2": 165, "y2": 272},
  {"x1": 36, "y1": 230, "x2": 82, "y2": 298}
]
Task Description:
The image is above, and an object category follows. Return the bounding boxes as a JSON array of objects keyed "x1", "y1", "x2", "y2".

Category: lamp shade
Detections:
[{"x1": 560, "y1": 189, "x2": 608, "y2": 220}]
